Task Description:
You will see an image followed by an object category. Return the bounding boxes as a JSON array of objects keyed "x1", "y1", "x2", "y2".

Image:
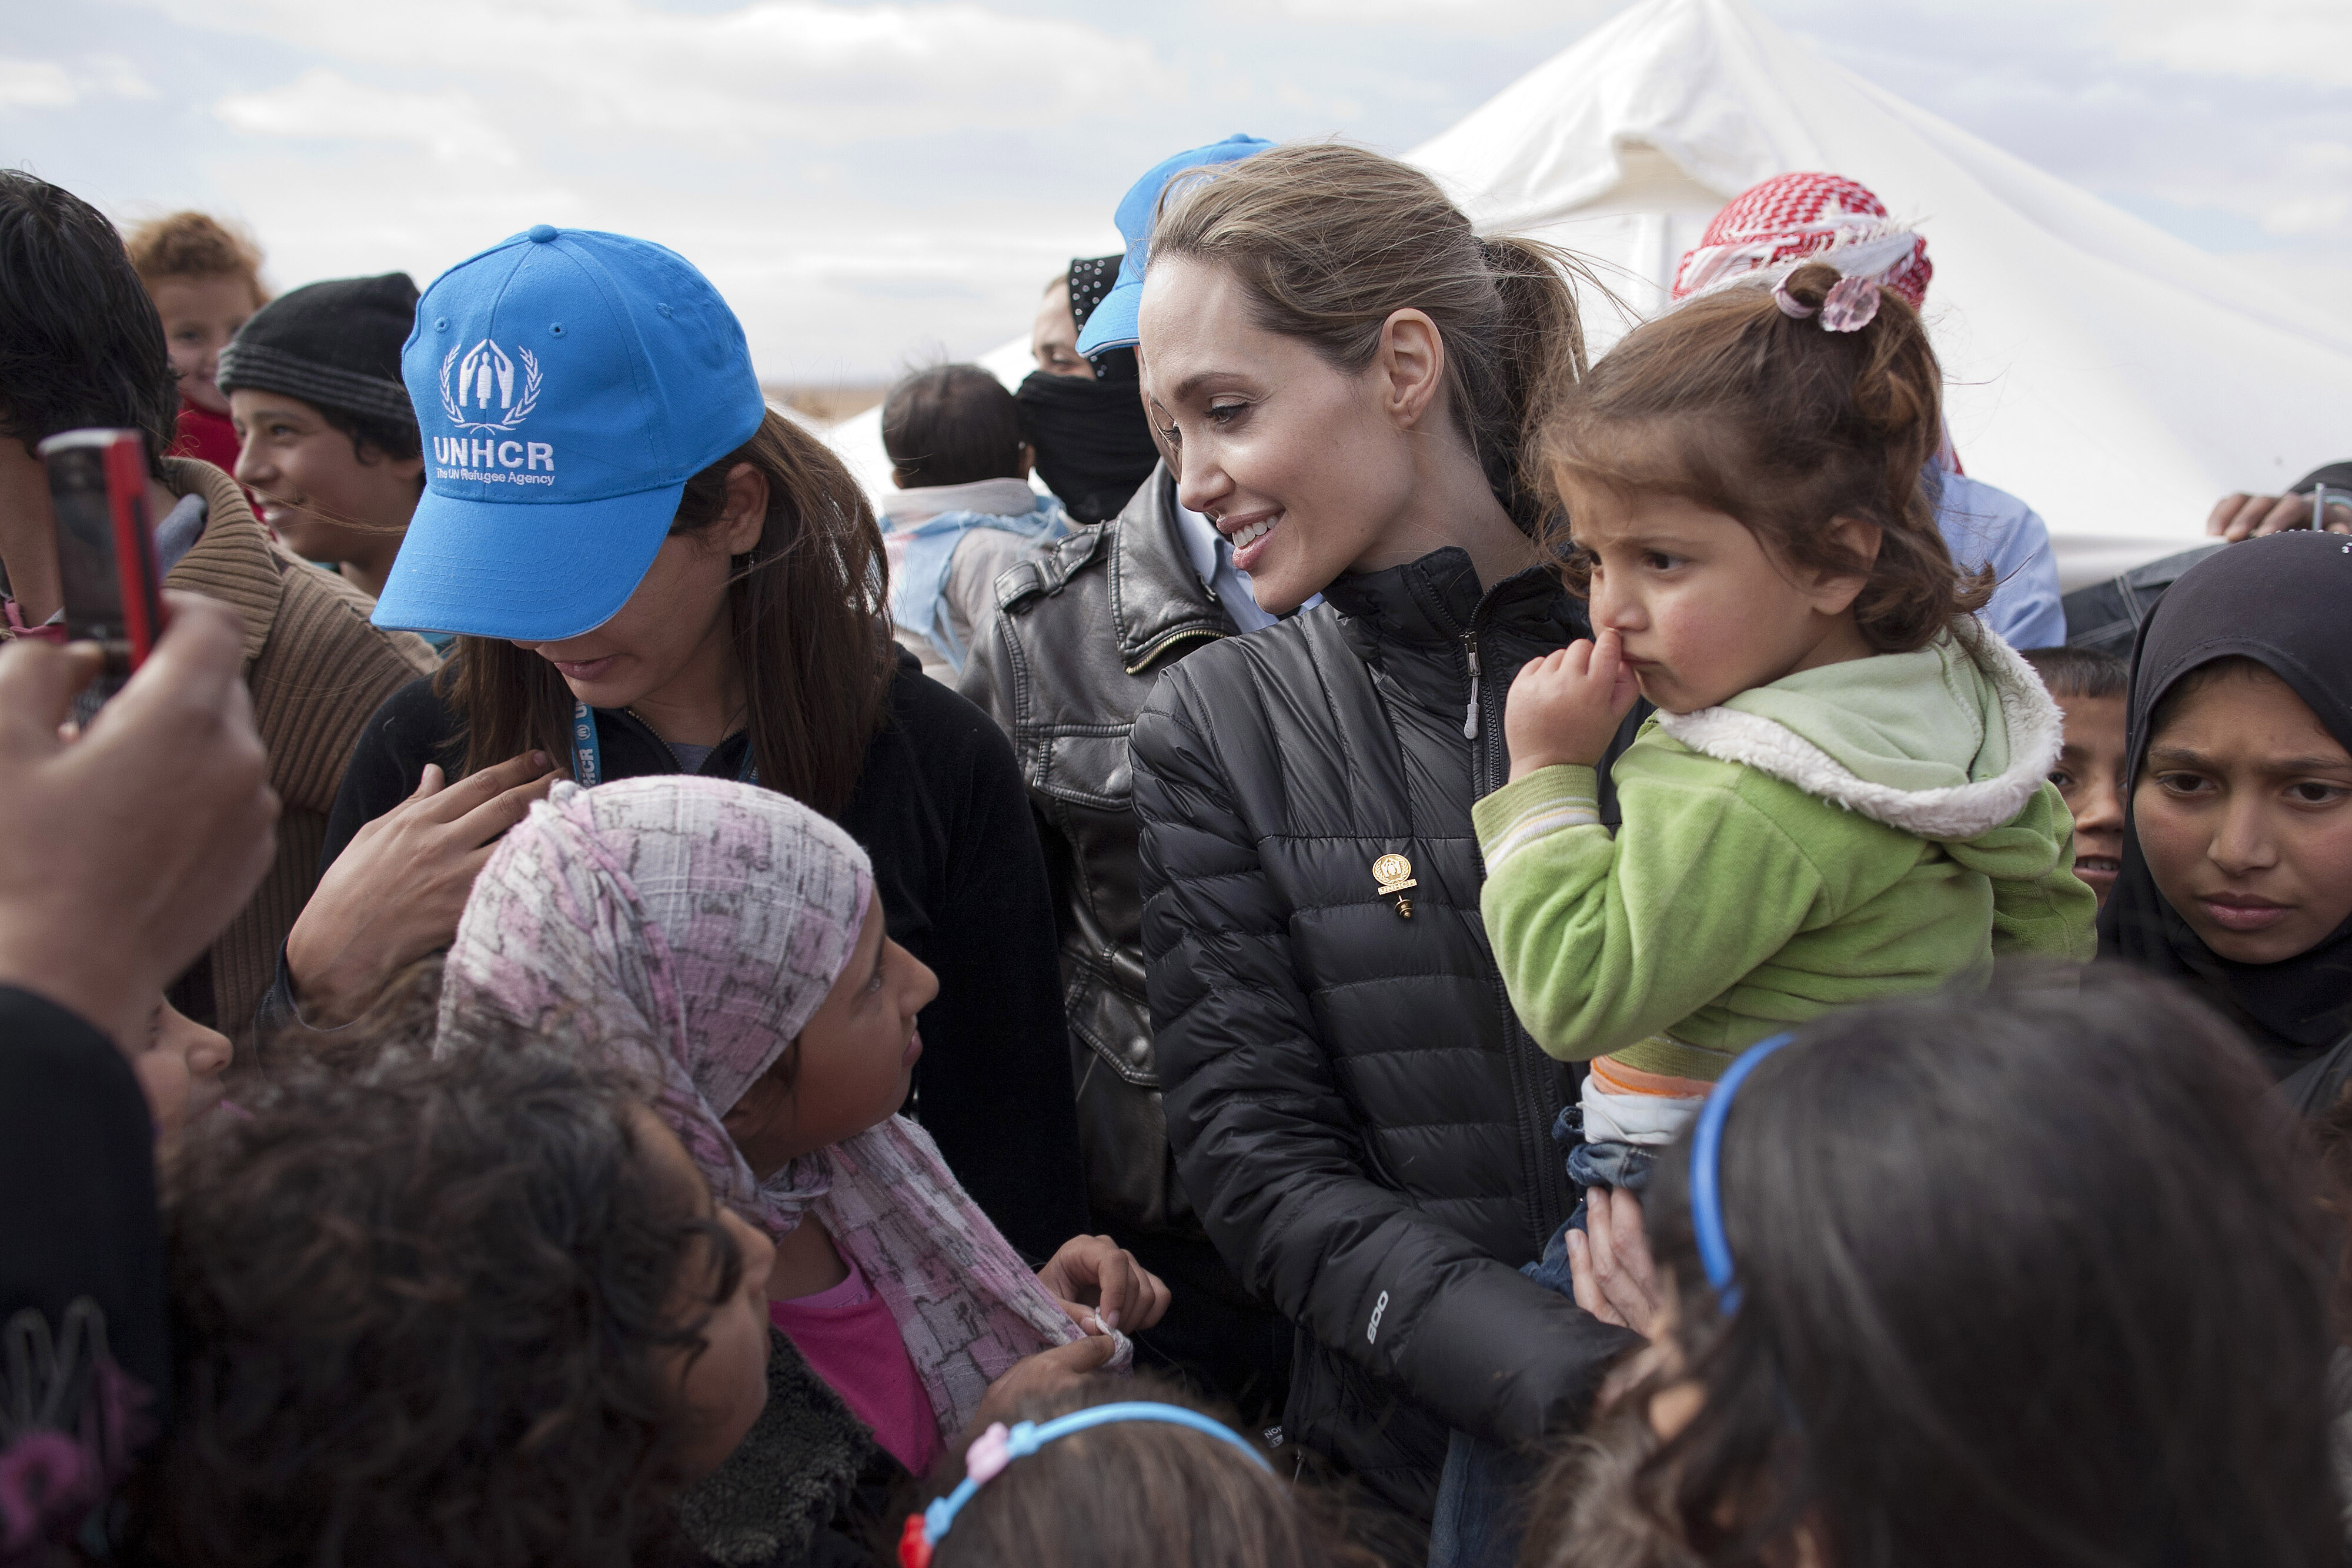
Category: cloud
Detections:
[
  {"x1": 1778, "y1": 0, "x2": 2352, "y2": 254},
  {"x1": 2109, "y1": 0, "x2": 2352, "y2": 89},
  {"x1": 215, "y1": 70, "x2": 522, "y2": 165},
  {"x1": 0, "y1": 61, "x2": 77, "y2": 110},
  {"x1": 1237, "y1": 0, "x2": 1619, "y2": 32},
  {"x1": 0, "y1": 55, "x2": 156, "y2": 110},
  {"x1": 145, "y1": 0, "x2": 1175, "y2": 140}
]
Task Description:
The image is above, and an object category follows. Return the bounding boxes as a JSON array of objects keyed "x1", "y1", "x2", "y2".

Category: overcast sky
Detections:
[{"x1": 6, "y1": 0, "x2": 2348, "y2": 385}]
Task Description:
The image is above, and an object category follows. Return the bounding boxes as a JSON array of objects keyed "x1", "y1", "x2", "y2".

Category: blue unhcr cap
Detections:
[
  {"x1": 1074, "y1": 133, "x2": 1276, "y2": 358},
  {"x1": 373, "y1": 225, "x2": 766, "y2": 641}
]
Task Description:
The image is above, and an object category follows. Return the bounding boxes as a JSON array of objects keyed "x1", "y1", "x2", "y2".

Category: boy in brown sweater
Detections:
[{"x1": 0, "y1": 172, "x2": 435, "y2": 1050}]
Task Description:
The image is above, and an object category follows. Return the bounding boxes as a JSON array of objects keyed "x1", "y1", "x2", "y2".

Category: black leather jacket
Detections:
[
  {"x1": 1131, "y1": 545, "x2": 1643, "y2": 1522},
  {"x1": 958, "y1": 466, "x2": 1230, "y2": 1231}
]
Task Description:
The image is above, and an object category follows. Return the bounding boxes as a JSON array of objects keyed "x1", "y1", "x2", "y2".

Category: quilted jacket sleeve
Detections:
[{"x1": 1132, "y1": 678, "x2": 1636, "y2": 1449}]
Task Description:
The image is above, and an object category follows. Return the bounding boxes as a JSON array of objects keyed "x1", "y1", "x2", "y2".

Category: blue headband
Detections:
[
  {"x1": 1689, "y1": 1031, "x2": 1795, "y2": 1314},
  {"x1": 898, "y1": 1402, "x2": 1271, "y2": 1566}
]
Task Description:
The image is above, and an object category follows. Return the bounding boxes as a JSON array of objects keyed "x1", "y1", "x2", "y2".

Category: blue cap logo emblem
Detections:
[{"x1": 439, "y1": 339, "x2": 542, "y2": 434}]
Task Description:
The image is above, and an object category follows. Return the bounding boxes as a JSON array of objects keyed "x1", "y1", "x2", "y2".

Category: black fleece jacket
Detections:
[{"x1": 305, "y1": 652, "x2": 1091, "y2": 1260}]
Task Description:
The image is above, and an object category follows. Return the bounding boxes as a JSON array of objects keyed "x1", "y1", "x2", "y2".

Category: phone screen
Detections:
[{"x1": 44, "y1": 440, "x2": 127, "y2": 646}]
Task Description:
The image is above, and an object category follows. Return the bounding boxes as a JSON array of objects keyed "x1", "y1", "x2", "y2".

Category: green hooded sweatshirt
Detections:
[{"x1": 1472, "y1": 628, "x2": 2098, "y2": 1081}]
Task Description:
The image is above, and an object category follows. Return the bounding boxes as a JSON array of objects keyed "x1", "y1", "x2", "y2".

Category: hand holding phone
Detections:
[{"x1": 36, "y1": 428, "x2": 166, "y2": 701}]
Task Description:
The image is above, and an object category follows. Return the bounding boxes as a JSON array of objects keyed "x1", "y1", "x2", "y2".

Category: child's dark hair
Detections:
[
  {"x1": 157, "y1": 1034, "x2": 741, "y2": 1568},
  {"x1": 0, "y1": 172, "x2": 181, "y2": 480},
  {"x1": 2021, "y1": 644, "x2": 2127, "y2": 701},
  {"x1": 919, "y1": 1375, "x2": 1380, "y2": 1568},
  {"x1": 1524, "y1": 969, "x2": 2337, "y2": 1568},
  {"x1": 883, "y1": 363, "x2": 1026, "y2": 487},
  {"x1": 1543, "y1": 260, "x2": 1990, "y2": 652}
]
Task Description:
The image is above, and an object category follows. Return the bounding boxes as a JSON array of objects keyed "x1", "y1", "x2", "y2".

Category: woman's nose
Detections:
[
  {"x1": 1174, "y1": 454, "x2": 1230, "y2": 519},
  {"x1": 2207, "y1": 795, "x2": 2278, "y2": 875}
]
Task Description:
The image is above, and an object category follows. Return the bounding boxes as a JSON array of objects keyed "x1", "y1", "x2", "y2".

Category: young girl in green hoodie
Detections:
[{"x1": 1472, "y1": 259, "x2": 2097, "y2": 1210}]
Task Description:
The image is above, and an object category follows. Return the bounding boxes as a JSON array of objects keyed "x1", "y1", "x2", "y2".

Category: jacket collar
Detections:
[
  {"x1": 1108, "y1": 463, "x2": 1227, "y2": 673},
  {"x1": 161, "y1": 457, "x2": 279, "y2": 669},
  {"x1": 1323, "y1": 546, "x2": 1576, "y2": 648}
]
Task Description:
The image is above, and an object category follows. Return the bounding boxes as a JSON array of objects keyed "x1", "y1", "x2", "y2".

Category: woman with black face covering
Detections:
[
  {"x1": 2099, "y1": 530, "x2": 2352, "y2": 1102},
  {"x1": 1015, "y1": 254, "x2": 1162, "y2": 525}
]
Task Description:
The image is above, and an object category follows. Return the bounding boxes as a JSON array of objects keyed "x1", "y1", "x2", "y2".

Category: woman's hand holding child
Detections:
[
  {"x1": 1504, "y1": 627, "x2": 1642, "y2": 782},
  {"x1": 1566, "y1": 1186, "x2": 1663, "y2": 1337}
]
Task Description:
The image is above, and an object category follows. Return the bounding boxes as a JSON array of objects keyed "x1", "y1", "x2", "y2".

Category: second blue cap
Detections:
[{"x1": 1076, "y1": 133, "x2": 1275, "y2": 359}]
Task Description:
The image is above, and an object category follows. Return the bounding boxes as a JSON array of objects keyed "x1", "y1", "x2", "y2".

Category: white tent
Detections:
[{"x1": 830, "y1": 0, "x2": 2352, "y2": 587}]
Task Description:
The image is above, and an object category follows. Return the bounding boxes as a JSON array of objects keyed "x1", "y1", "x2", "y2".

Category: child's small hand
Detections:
[
  {"x1": 1504, "y1": 628, "x2": 1641, "y2": 781},
  {"x1": 967, "y1": 1333, "x2": 1124, "y2": 1434}
]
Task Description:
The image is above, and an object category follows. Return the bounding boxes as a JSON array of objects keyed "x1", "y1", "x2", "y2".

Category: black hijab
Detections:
[{"x1": 2098, "y1": 530, "x2": 2352, "y2": 1076}]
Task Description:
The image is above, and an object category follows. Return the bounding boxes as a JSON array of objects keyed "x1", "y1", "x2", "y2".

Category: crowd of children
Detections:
[{"x1": 2, "y1": 128, "x2": 2349, "y2": 1568}]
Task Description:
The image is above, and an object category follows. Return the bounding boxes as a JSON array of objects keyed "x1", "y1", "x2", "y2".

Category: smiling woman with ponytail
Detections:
[{"x1": 1121, "y1": 141, "x2": 1639, "y2": 1556}]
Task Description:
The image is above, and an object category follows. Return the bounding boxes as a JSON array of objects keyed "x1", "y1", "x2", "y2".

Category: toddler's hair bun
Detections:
[{"x1": 1776, "y1": 260, "x2": 1843, "y2": 313}]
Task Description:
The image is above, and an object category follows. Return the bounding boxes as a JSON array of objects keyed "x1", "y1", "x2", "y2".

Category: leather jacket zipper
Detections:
[{"x1": 1125, "y1": 624, "x2": 1223, "y2": 677}]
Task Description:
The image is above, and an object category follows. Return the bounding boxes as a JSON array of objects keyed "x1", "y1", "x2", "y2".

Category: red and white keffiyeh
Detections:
[{"x1": 1671, "y1": 172, "x2": 1932, "y2": 309}]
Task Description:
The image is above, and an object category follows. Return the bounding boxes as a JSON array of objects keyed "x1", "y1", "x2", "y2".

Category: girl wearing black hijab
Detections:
[{"x1": 2100, "y1": 530, "x2": 2352, "y2": 1092}]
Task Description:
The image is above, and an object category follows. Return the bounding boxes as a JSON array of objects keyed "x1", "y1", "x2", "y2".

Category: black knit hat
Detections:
[{"x1": 218, "y1": 272, "x2": 419, "y2": 426}]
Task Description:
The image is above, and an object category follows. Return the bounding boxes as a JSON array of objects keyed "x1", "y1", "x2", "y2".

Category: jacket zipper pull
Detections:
[{"x1": 1463, "y1": 636, "x2": 1481, "y2": 740}]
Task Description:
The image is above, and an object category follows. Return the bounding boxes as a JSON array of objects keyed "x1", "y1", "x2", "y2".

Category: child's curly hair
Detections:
[
  {"x1": 123, "y1": 210, "x2": 267, "y2": 302},
  {"x1": 1541, "y1": 260, "x2": 1990, "y2": 653},
  {"x1": 156, "y1": 1014, "x2": 741, "y2": 1568}
]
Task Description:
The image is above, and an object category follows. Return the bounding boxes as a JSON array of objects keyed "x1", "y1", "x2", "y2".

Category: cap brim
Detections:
[
  {"x1": 371, "y1": 481, "x2": 683, "y2": 641},
  {"x1": 1075, "y1": 279, "x2": 1142, "y2": 356}
]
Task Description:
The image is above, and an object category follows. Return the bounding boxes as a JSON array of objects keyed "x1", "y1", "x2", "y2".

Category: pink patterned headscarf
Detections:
[
  {"x1": 1671, "y1": 172, "x2": 1932, "y2": 309},
  {"x1": 436, "y1": 776, "x2": 1104, "y2": 1436}
]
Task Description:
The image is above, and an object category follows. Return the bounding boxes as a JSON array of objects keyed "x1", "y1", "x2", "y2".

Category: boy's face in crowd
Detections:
[
  {"x1": 1138, "y1": 254, "x2": 1435, "y2": 615},
  {"x1": 1031, "y1": 279, "x2": 1093, "y2": 379},
  {"x1": 1563, "y1": 483, "x2": 1873, "y2": 714},
  {"x1": 135, "y1": 994, "x2": 232, "y2": 1139},
  {"x1": 637, "y1": 1108, "x2": 774, "y2": 1482},
  {"x1": 149, "y1": 273, "x2": 257, "y2": 415},
  {"x1": 2047, "y1": 691, "x2": 2127, "y2": 905},
  {"x1": 230, "y1": 388, "x2": 423, "y2": 564},
  {"x1": 2135, "y1": 664, "x2": 2352, "y2": 964}
]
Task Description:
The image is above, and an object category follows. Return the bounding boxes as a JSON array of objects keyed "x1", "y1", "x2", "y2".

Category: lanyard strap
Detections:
[{"x1": 570, "y1": 701, "x2": 759, "y2": 788}]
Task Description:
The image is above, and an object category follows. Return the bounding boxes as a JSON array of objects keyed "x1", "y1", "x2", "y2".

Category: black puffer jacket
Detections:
[{"x1": 1132, "y1": 546, "x2": 1643, "y2": 1522}]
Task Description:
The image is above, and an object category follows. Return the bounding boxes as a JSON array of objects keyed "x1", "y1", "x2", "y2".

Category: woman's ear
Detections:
[
  {"x1": 718, "y1": 461, "x2": 769, "y2": 556},
  {"x1": 1807, "y1": 515, "x2": 1883, "y2": 616},
  {"x1": 1377, "y1": 308, "x2": 1448, "y2": 431}
]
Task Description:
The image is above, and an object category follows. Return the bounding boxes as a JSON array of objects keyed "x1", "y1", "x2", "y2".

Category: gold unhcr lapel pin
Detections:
[{"x1": 1372, "y1": 853, "x2": 1417, "y2": 920}]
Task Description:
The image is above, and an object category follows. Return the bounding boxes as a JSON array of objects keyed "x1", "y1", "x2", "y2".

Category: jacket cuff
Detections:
[{"x1": 1473, "y1": 765, "x2": 1602, "y2": 871}]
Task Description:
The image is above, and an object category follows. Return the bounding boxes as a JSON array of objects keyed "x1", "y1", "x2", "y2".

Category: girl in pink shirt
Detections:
[{"x1": 436, "y1": 777, "x2": 1168, "y2": 1491}]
